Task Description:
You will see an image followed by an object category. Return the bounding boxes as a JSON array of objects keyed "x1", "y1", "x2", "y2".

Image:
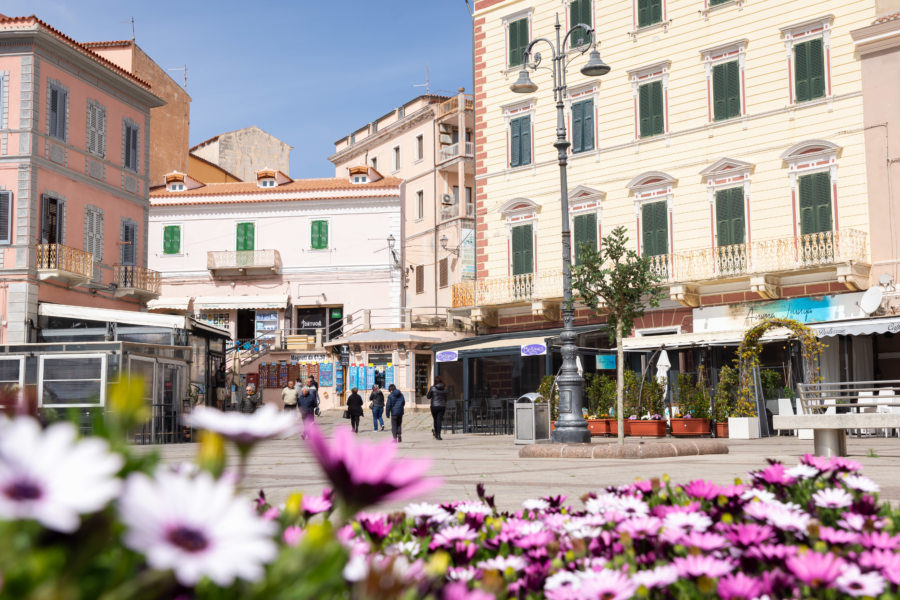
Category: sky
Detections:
[{"x1": 11, "y1": 0, "x2": 475, "y2": 178}]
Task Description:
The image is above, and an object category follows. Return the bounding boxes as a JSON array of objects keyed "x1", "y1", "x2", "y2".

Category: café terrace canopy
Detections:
[{"x1": 192, "y1": 295, "x2": 289, "y2": 311}]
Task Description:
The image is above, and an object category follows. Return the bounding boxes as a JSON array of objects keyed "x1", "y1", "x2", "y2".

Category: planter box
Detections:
[
  {"x1": 670, "y1": 418, "x2": 711, "y2": 436},
  {"x1": 714, "y1": 421, "x2": 729, "y2": 438},
  {"x1": 587, "y1": 418, "x2": 611, "y2": 436},
  {"x1": 627, "y1": 419, "x2": 667, "y2": 437},
  {"x1": 728, "y1": 417, "x2": 760, "y2": 439}
]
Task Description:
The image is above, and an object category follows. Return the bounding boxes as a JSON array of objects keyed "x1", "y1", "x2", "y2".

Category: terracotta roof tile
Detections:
[
  {"x1": 0, "y1": 16, "x2": 151, "y2": 89},
  {"x1": 82, "y1": 39, "x2": 133, "y2": 48},
  {"x1": 874, "y1": 11, "x2": 900, "y2": 24},
  {"x1": 150, "y1": 176, "x2": 402, "y2": 205}
]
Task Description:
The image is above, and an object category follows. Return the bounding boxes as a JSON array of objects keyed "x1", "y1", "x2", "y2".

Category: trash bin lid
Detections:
[{"x1": 517, "y1": 392, "x2": 543, "y2": 404}]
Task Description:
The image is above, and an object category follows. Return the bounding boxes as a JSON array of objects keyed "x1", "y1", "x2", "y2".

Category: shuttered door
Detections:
[
  {"x1": 511, "y1": 224, "x2": 534, "y2": 275},
  {"x1": 41, "y1": 196, "x2": 60, "y2": 244},
  {"x1": 120, "y1": 221, "x2": 136, "y2": 266},
  {"x1": 573, "y1": 212, "x2": 597, "y2": 265},
  {"x1": 715, "y1": 187, "x2": 745, "y2": 246},
  {"x1": 799, "y1": 172, "x2": 832, "y2": 235},
  {"x1": 642, "y1": 201, "x2": 668, "y2": 256},
  {"x1": 236, "y1": 222, "x2": 255, "y2": 251}
]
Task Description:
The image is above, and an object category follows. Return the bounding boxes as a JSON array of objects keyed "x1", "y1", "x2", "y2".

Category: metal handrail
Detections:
[
  {"x1": 36, "y1": 243, "x2": 93, "y2": 277},
  {"x1": 113, "y1": 264, "x2": 161, "y2": 293},
  {"x1": 798, "y1": 380, "x2": 900, "y2": 413}
]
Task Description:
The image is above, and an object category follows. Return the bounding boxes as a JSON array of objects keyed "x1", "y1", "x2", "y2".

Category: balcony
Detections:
[
  {"x1": 113, "y1": 265, "x2": 161, "y2": 299},
  {"x1": 36, "y1": 244, "x2": 93, "y2": 286},
  {"x1": 439, "y1": 142, "x2": 474, "y2": 163},
  {"x1": 207, "y1": 250, "x2": 281, "y2": 276},
  {"x1": 650, "y1": 229, "x2": 870, "y2": 306},
  {"x1": 437, "y1": 95, "x2": 473, "y2": 119},
  {"x1": 452, "y1": 270, "x2": 563, "y2": 308}
]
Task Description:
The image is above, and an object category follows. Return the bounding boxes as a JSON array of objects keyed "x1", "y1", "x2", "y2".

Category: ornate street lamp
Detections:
[{"x1": 511, "y1": 15, "x2": 610, "y2": 444}]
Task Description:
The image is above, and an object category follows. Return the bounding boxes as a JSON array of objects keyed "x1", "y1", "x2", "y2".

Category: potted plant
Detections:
[
  {"x1": 623, "y1": 370, "x2": 666, "y2": 437},
  {"x1": 584, "y1": 374, "x2": 617, "y2": 436},
  {"x1": 712, "y1": 364, "x2": 738, "y2": 438},
  {"x1": 671, "y1": 368, "x2": 712, "y2": 436},
  {"x1": 538, "y1": 375, "x2": 558, "y2": 432}
]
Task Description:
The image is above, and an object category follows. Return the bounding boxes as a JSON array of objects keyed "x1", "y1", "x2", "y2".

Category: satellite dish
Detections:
[
  {"x1": 879, "y1": 273, "x2": 893, "y2": 287},
  {"x1": 859, "y1": 285, "x2": 884, "y2": 316}
]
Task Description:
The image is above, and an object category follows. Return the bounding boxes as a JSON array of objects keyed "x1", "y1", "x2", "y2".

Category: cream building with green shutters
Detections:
[{"x1": 457, "y1": 0, "x2": 882, "y2": 356}]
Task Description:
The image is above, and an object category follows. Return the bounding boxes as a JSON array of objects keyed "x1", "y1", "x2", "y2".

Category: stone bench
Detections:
[{"x1": 773, "y1": 413, "x2": 900, "y2": 457}]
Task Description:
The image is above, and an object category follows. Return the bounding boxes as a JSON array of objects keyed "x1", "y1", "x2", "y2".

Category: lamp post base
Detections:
[{"x1": 551, "y1": 420, "x2": 591, "y2": 444}]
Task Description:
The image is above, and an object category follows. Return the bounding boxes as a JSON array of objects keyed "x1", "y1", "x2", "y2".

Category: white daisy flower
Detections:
[
  {"x1": 786, "y1": 464, "x2": 819, "y2": 480},
  {"x1": 812, "y1": 487, "x2": 854, "y2": 509},
  {"x1": 0, "y1": 417, "x2": 122, "y2": 533},
  {"x1": 523, "y1": 498, "x2": 550, "y2": 512},
  {"x1": 544, "y1": 570, "x2": 582, "y2": 590},
  {"x1": 446, "y1": 566, "x2": 479, "y2": 581},
  {"x1": 477, "y1": 555, "x2": 528, "y2": 572},
  {"x1": 118, "y1": 469, "x2": 277, "y2": 586},
  {"x1": 404, "y1": 502, "x2": 446, "y2": 519},
  {"x1": 842, "y1": 475, "x2": 881, "y2": 493},
  {"x1": 741, "y1": 488, "x2": 777, "y2": 503},
  {"x1": 343, "y1": 554, "x2": 369, "y2": 582},
  {"x1": 188, "y1": 405, "x2": 297, "y2": 446},
  {"x1": 455, "y1": 501, "x2": 492, "y2": 516},
  {"x1": 389, "y1": 540, "x2": 421, "y2": 557}
]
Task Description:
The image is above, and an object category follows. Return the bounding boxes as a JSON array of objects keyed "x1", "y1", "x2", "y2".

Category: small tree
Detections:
[{"x1": 572, "y1": 226, "x2": 664, "y2": 444}]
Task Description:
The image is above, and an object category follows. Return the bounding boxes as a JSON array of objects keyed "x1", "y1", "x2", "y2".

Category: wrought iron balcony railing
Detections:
[
  {"x1": 207, "y1": 249, "x2": 282, "y2": 274},
  {"x1": 36, "y1": 243, "x2": 93, "y2": 282},
  {"x1": 113, "y1": 264, "x2": 161, "y2": 296}
]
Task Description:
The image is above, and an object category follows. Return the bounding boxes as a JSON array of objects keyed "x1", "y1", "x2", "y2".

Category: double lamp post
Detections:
[{"x1": 510, "y1": 15, "x2": 610, "y2": 443}]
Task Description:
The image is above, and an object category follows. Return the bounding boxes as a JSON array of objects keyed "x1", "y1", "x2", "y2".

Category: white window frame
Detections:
[
  {"x1": 780, "y1": 16, "x2": 834, "y2": 106},
  {"x1": 416, "y1": 189, "x2": 425, "y2": 220},
  {"x1": 568, "y1": 185, "x2": 605, "y2": 263},
  {"x1": 38, "y1": 353, "x2": 108, "y2": 408},
  {"x1": 700, "y1": 158, "x2": 753, "y2": 249},
  {"x1": 566, "y1": 83, "x2": 599, "y2": 156},
  {"x1": 630, "y1": 0, "x2": 670, "y2": 35},
  {"x1": 161, "y1": 222, "x2": 183, "y2": 257},
  {"x1": 308, "y1": 217, "x2": 332, "y2": 251},
  {"x1": 701, "y1": 0, "x2": 745, "y2": 20},
  {"x1": 0, "y1": 355, "x2": 26, "y2": 389},
  {"x1": 500, "y1": 198, "x2": 539, "y2": 276},
  {"x1": 701, "y1": 40, "x2": 748, "y2": 123},
  {"x1": 627, "y1": 171, "x2": 676, "y2": 256},
  {"x1": 628, "y1": 61, "x2": 671, "y2": 140},
  {"x1": 502, "y1": 98, "x2": 535, "y2": 170},
  {"x1": 258, "y1": 178, "x2": 276, "y2": 188},
  {"x1": 392, "y1": 145, "x2": 401, "y2": 172},
  {"x1": 781, "y1": 140, "x2": 840, "y2": 238},
  {"x1": 235, "y1": 220, "x2": 257, "y2": 252},
  {"x1": 415, "y1": 133, "x2": 425, "y2": 162},
  {"x1": 503, "y1": 8, "x2": 534, "y2": 70},
  {"x1": 167, "y1": 182, "x2": 185, "y2": 192}
]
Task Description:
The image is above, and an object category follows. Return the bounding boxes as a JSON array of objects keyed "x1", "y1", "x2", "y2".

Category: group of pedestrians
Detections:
[
  {"x1": 343, "y1": 384, "x2": 406, "y2": 442},
  {"x1": 280, "y1": 377, "x2": 320, "y2": 437}
]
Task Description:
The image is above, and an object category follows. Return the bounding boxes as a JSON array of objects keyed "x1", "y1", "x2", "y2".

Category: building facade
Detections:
[
  {"x1": 0, "y1": 15, "x2": 164, "y2": 345},
  {"x1": 190, "y1": 126, "x2": 292, "y2": 182},
  {"x1": 448, "y1": 0, "x2": 889, "y2": 409},
  {"x1": 330, "y1": 90, "x2": 476, "y2": 315}
]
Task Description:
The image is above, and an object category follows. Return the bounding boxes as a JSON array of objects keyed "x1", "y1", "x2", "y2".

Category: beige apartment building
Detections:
[
  {"x1": 435, "y1": 0, "x2": 899, "y2": 411},
  {"x1": 330, "y1": 90, "x2": 475, "y2": 315}
]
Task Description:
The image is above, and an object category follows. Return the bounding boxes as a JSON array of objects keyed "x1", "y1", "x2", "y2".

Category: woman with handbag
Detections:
[{"x1": 346, "y1": 387, "x2": 363, "y2": 433}]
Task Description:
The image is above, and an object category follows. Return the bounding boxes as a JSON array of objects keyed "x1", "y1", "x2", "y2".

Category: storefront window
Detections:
[
  {"x1": 39, "y1": 354, "x2": 106, "y2": 407},
  {"x1": 196, "y1": 312, "x2": 229, "y2": 330},
  {"x1": 0, "y1": 357, "x2": 24, "y2": 391}
]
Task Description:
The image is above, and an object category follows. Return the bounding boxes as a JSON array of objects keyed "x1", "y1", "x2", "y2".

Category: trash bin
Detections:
[{"x1": 514, "y1": 393, "x2": 551, "y2": 444}]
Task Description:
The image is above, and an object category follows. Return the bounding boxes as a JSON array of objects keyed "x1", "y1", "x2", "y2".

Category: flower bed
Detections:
[
  {"x1": 1, "y1": 380, "x2": 899, "y2": 599},
  {"x1": 626, "y1": 417, "x2": 666, "y2": 437},
  {"x1": 670, "y1": 417, "x2": 711, "y2": 436}
]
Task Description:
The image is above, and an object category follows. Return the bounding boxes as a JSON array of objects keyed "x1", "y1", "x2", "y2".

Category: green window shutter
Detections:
[
  {"x1": 650, "y1": 81, "x2": 664, "y2": 135},
  {"x1": 716, "y1": 188, "x2": 745, "y2": 246},
  {"x1": 713, "y1": 61, "x2": 741, "y2": 121},
  {"x1": 573, "y1": 212, "x2": 597, "y2": 265},
  {"x1": 639, "y1": 84, "x2": 651, "y2": 137},
  {"x1": 650, "y1": 0, "x2": 662, "y2": 24},
  {"x1": 509, "y1": 18, "x2": 528, "y2": 67},
  {"x1": 808, "y1": 38, "x2": 826, "y2": 100},
  {"x1": 163, "y1": 225, "x2": 180, "y2": 255},
  {"x1": 512, "y1": 224, "x2": 534, "y2": 275},
  {"x1": 642, "y1": 202, "x2": 668, "y2": 256},
  {"x1": 639, "y1": 0, "x2": 662, "y2": 27},
  {"x1": 520, "y1": 115, "x2": 531, "y2": 165},
  {"x1": 798, "y1": 172, "x2": 832, "y2": 235},
  {"x1": 712, "y1": 63, "x2": 727, "y2": 121},
  {"x1": 571, "y1": 0, "x2": 591, "y2": 47},
  {"x1": 510, "y1": 118, "x2": 521, "y2": 167},
  {"x1": 640, "y1": 82, "x2": 664, "y2": 137},
  {"x1": 311, "y1": 220, "x2": 328, "y2": 250},
  {"x1": 795, "y1": 41, "x2": 810, "y2": 102},
  {"x1": 236, "y1": 222, "x2": 254, "y2": 251},
  {"x1": 572, "y1": 101, "x2": 583, "y2": 153}
]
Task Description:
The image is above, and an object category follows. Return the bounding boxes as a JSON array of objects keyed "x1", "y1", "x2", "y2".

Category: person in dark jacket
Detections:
[
  {"x1": 298, "y1": 386, "x2": 317, "y2": 438},
  {"x1": 426, "y1": 376, "x2": 448, "y2": 440},
  {"x1": 369, "y1": 385, "x2": 386, "y2": 431},
  {"x1": 346, "y1": 387, "x2": 364, "y2": 433},
  {"x1": 385, "y1": 384, "x2": 405, "y2": 443}
]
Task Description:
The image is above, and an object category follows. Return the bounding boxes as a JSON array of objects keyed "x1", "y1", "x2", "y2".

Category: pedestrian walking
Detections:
[
  {"x1": 426, "y1": 376, "x2": 448, "y2": 440},
  {"x1": 214, "y1": 363, "x2": 229, "y2": 410},
  {"x1": 307, "y1": 377, "x2": 320, "y2": 416},
  {"x1": 243, "y1": 383, "x2": 260, "y2": 413},
  {"x1": 385, "y1": 384, "x2": 405, "y2": 443},
  {"x1": 346, "y1": 387, "x2": 364, "y2": 433},
  {"x1": 281, "y1": 380, "x2": 299, "y2": 416},
  {"x1": 298, "y1": 385, "x2": 317, "y2": 438},
  {"x1": 369, "y1": 385, "x2": 385, "y2": 431}
]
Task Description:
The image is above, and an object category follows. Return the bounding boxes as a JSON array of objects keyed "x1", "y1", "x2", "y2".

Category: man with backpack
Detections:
[{"x1": 385, "y1": 384, "x2": 405, "y2": 443}]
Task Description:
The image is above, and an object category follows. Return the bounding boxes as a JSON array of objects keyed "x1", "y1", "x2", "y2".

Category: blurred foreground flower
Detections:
[
  {"x1": 118, "y1": 468, "x2": 277, "y2": 586},
  {"x1": 189, "y1": 404, "x2": 297, "y2": 448},
  {"x1": 0, "y1": 417, "x2": 122, "y2": 532},
  {"x1": 304, "y1": 423, "x2": 441, "y2": 514}
]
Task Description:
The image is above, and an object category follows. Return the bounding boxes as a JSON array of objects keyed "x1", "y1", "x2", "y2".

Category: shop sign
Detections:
[
  {"x1": 340, "y1": 346, "x2": 350, "y2": 366},
  {"x1": 693, "y1": 292, "x2": 865, "y2": 333},
  {"x1": 436, "y1": 350, "x2": 458, "y2": 362},
  {"x1": 296, "y1": 308, "x2": 326, "y2": 332},
  {"x1": 521, "y1": 343, "x2": 547, "y2": 356},
  {"x1": 461, "y1": 228, "x2": 475, "y2": 280},
  {"x1": 596, "y1": 354, "x2": 616, "y2": 370}
]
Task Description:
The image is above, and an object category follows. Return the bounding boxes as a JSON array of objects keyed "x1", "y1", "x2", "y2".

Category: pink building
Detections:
[{"x1": 0, "y1": 15, "x2": 164, "y2": 344}]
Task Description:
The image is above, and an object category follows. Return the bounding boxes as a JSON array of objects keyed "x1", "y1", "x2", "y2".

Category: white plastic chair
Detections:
[
  {"x1": 856, "y1": 391, "x2": 875, "y2": 436},
  {"x1": 777, "y1": 398, "x2": 795, "y2": 436},
  {"x1": 878, "y1": 390, "x2": 895, "y2": 436}
]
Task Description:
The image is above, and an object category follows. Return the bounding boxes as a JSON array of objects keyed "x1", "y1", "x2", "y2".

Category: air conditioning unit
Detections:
[
  {"x1": 439, "y1": 134, "x2": 452, "y2": 144},
  {"x1": 441, "y1": 194, "x2": 453, "y2": 205}
]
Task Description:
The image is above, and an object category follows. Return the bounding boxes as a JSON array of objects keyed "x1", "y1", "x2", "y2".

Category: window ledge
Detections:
[
  {"x1": 701, "y1": 0, "x2": 744, "y2": 20},
  {"x1": 507, "y1": 164, "x2": 533, "y2": 173},
  {"x1": 791, "y1": 95, "x2": 831, "y2": 108},
  {"x1": 413, "y1": 158, "x2": 425, "y2": 165},
  {"x1": 628, "y1": 20, "x2": 671, "y2": 39}
]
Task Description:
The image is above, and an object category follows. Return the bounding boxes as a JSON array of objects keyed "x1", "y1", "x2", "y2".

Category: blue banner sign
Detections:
[
  {"x1": 596, "y1": 354, "x2": 616, "y2": 370},
  {"x1": 521, "y1": 343, "x2": 547, "y2": 356},
  {"x1": 436, "y1": 350, "x2": 458, "y2": 362}
]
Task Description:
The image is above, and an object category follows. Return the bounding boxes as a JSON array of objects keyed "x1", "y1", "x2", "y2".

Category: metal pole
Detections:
[{"x1": 549, "y1": 15, "x2": 589, "y2": 444}]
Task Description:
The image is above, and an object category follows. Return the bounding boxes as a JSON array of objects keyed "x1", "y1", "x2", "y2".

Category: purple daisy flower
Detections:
[
  {"x1": 717, "y1": 572, "x2": 764, "y2": 600},
  {"x1": 818, "y1": 526, "x2": 859, "y2": 545},
  {"x1": 672, "y1": 555, "x2": 734, "y2": 579},
  {"x1": 744, "y1": 543, "x2": 799, "y2": 562},
  {"x1": 681, "y1": 479, "x2": 722, "y2": 501},
  {"x1": 719, "y1": 523, "x2": 775, "y2": 547},
  {"x1": 753, "y1": 462, "x2": 795, "y2": 486},
  {"x1": 631, "y1": 565, "x2": 678, "y2": 590},
  {"x1": 785, "y1": 550, "x2": 844, "y2": 589},
  {"x1": 836, "y1": 565, "x2": 886, "y2": 598}
]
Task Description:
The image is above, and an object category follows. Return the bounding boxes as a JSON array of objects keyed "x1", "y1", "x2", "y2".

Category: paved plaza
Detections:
[{"x1": 155, "y1": 410, "x2": 900, "y2": 511}]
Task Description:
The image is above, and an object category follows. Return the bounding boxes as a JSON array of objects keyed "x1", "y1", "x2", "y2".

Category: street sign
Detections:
[{"x1": 340, "y1": 345, "x2": 350, "y2": 366}]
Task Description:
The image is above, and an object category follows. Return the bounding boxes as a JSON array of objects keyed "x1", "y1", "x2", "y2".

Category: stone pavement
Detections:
[{"x1": 154, "y1": 410, "x2": 900, "y2": 512}]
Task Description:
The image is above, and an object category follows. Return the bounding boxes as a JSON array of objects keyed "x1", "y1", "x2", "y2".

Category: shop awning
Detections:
[
  {"x1": 809, "y1": 316, "x2": 900, "y2": 337},
  {"x1": 622, "y1": 328, "x2": 792, "y2": 352},
  {"x1": 193, "y1": 295, "x2": 289, "y2": 310},
  {"x1": 325, "y1": 329, "x2": 437, "y2": 347},
  {"x1": 439, "y1": 335, "x2": 552, "y2": 354},
  {"x1": 40, "y1": 303, "x2": 191, "y2": 330},
  {"x1": 146, "y1": 296, "x2": 192, "y2": 312}
]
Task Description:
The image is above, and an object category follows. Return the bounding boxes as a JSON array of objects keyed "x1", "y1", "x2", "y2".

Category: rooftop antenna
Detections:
[
  {"x1": 121, "y1": 16, "x2": 135, "y2": 41},
  {"x1": 167, "y1": 65, "x2": 188, "y2": 89},
  {"x1": 412, "y1": 65, "x2": 430, "y2": 95}
]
